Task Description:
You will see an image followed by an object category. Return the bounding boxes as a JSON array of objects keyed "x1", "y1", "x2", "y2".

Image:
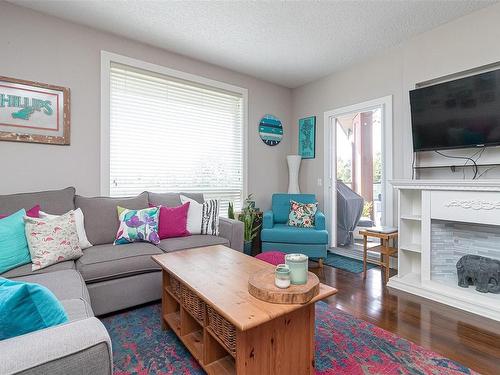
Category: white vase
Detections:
[{"x1": 287, "y1": 155, "x2": 301, "y2": 194}]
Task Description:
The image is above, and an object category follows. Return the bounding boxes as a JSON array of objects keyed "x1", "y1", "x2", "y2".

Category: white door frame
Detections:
[{"x1": 323, "y1": 95, "x2": 393, "y2": 247}]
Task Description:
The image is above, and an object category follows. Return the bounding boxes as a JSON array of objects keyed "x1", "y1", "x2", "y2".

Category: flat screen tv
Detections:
[{"x1": 410, "y1": 69, "x2": 500, "y2": 151}]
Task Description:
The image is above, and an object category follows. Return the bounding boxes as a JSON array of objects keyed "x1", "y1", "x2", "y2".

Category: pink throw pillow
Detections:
[
  {"x1": 149, "y1": 202, "x2": 190, "y2": 239},
  {"x1": 0, "y1": 205, "x2": 40, "y2": 219},
  {"x1": 256, "y1": 251, "x2": 286, "y2": 266}
]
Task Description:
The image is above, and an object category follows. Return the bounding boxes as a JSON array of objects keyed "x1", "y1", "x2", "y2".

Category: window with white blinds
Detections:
[{"x1": 109, "y1": 62, "x2": 245, "y2": 213}]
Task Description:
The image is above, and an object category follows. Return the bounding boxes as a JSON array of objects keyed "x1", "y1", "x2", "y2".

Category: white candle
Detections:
[{"x1": 275, "y1": 277, "x2": 290, "y2": 289}]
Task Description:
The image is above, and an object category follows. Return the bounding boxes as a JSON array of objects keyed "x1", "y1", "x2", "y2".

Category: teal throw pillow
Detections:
[
  {"x1": 0, "y1": 209, "x2": 31, "y2": 274},
  {"x1": 0, "y1": 277, "x2": 68, "y2": 340}
]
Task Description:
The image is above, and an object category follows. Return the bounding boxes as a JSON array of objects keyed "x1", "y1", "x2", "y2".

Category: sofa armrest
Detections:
[
  {"x1": 315, "y1": 211, "x2": 326, "y2": 231},
  {"x1": 263, "y1": 210, "x2": 274, "y2": 229},
  {"x1": 219, "y1": 217, "x2": 244, "y2": 252},
  {"x1": 0, "y1": 317, "x2": 112, "y2": 375}
]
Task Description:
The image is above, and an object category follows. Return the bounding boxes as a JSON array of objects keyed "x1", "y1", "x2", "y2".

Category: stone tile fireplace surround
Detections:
[
  {"x1": 390, "y1": 180, "x2": 500, "y2": 322},
  {"x1": 431, "y1": 220, "x2": 500, "y2": 283}
]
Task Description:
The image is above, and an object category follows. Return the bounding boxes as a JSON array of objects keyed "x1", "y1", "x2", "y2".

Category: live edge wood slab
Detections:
[
  {"x1": 248, "y1": 268, "x2": 320, "y2": 304},
  {"x1": 152, "y1": 245, "x2": 337, "y2": 375}
]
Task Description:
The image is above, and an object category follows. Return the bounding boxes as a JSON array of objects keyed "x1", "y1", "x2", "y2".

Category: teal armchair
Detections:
[{"x1": 261, "y1": 193, "x2": 328, "y2": 263}]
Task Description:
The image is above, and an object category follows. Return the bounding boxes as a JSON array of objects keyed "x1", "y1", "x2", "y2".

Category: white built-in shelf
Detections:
[
  {"x1": 400, "y1": 243, "x2": 421, "y2": 253},
  {"x1": 428, "y1": 279, "x2": 500, "y2": 304},
  {"x1": 400, "y1": 214, "x2": 421, "y2": 221},
  {"x1": 388, "y1": 276, "x2": 500, "y2": 322},
  {"x1": 391, "y1": 272, "x2": 420, "y2": 286},
  {"x1": 391, "y1": 180, "x2": 500, "y2": 322}
]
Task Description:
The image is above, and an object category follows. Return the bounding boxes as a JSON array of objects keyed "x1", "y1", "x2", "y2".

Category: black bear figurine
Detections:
[{"x1": 456, "y1": 255, "x2": 500, "y2": 294}]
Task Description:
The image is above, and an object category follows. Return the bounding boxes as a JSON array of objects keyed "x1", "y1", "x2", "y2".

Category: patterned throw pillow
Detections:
[
  {"x1": 180, "y1": 196, "x2": 219, "y2": 235},
  {"x1": 288, "y1": 200, "x2": 318, "y2": 228},
  {"x1": 40, "y1": 208, "x2": 93, "y2": 250},
  {"x1": 114, "y1": 206, "x2": 160, "y2": 245},
  {"x1": 24, "y1": 211, "x2": 83, "y2": 271}
]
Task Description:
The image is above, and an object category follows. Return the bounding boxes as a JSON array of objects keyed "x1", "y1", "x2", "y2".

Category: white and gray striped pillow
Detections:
[
  {"x1": 180, "y1": 195, "x2": 220, "y2": 236},
  {"x1": 201, "y1": 199, "x2": 219, "y2": 236}
]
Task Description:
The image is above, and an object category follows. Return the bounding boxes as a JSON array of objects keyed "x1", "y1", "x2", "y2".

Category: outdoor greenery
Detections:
[
  {"x1": 362, "y1": 201, "x2": 373, "y2": 218},
  {"x1": 337, "y1": 152, "x2": 381, "y2": 184},
  {"x1": 337, "y1": 158, "x2": 352, "y2": 183},
  {"x1": 373, "y1": 152, "x2": 382, "y2": 183}
]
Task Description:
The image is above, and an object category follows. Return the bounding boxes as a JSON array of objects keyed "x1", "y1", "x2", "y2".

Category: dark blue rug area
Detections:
[{"x1": 322, "y1": 253, "x2": 376, "y2": 273}]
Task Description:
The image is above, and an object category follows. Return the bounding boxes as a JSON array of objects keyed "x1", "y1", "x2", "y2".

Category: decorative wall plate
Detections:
[{"x1": 259, "y1": 114, "x2": 283, "y2": 146}]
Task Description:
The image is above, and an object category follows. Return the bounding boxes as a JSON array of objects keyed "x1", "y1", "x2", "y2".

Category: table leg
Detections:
[
  {"x1": 382, "y1": 238, "x2": 389, "y2": 283},
  {"x1": 363, "y1": 235, "x2": 368, "y2": 279},
  {"x1": 385, "y1": 253, "x2": 391, "y2": 283},
  {"x1": 236, "y1": 304, "x2": 315, "y2": 374}
]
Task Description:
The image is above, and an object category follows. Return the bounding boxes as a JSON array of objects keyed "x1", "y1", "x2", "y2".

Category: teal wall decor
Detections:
[
  {"x1": 298, "y1": 116, "x2": 316, "y2": 159},
  {"x1": 259, "y1": 114, "x2": 283, "y2": 146}
]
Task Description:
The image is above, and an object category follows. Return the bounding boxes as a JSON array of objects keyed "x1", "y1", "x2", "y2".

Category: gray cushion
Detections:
[
  {"x1": 87, "y1": 272, "x2": 161, "y2": 316},
  {"x1": 13, "y1": 270, "x2": 91, "y2": 305},
  {"x1": 147, "y1": 192, "x2": 204, "y2": 207},
  {"x1": 60, "y1": 299, "x2": 94, "y2": 321},
  {"x1": 1, "y1": 260, "x2": 76, "y2": 279},
  {"x1": 157, "y1": 235, "x2": 229, "y2": 253},
  {"x1": 0, "y1": 187, "x2": 75, "y2": 216},
  {"x1": 75, "y1": 192, "x2": 149, "y2": 245},
  {"x1": 76, "y1": 242, "x2": 163, "y2": 283}
]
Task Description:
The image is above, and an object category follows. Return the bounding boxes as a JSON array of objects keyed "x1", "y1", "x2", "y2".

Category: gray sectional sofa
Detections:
[{"x1": 0, "y1": 187, "x2": 244, "y2": 375}]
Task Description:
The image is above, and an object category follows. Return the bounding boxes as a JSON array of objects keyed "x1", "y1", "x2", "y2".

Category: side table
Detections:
[{"x1": 359, "y1": 229, "x2": 398, "y2": 283}]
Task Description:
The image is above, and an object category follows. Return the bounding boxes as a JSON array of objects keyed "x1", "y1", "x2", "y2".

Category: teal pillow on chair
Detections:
[
  {"x1": 0, "y1": 209, "x2": 31, "y2": 274},
  {"x1": 0, "y1": 278, "x2": 68, "y2": 340}
]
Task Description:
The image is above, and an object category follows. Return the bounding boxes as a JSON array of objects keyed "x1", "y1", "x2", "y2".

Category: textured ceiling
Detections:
[{"x1": 8, "y1": 0, "x2": 496, "y2": 88}]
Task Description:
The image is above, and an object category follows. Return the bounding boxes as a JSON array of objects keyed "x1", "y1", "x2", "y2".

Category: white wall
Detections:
[
  {"x1": 292, "y1": 3, "x2": 500, "y2": 211},
  {"x1": 0, "y1": 2, "x2": 292, "y2": 211},
  {"x1": 4, "y1": 2, "x2": 500, "y2": 212}
]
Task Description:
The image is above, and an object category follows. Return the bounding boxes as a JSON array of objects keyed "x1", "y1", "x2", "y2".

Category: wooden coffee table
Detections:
[{"x1": 152, "y1": 245, "x2": 337, "y2": 375}]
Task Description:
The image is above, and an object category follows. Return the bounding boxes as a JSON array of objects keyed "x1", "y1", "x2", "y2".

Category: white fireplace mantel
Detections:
[
  {"x1": 389, "y1": 179, "x2": 500, "y2": 322},
  {"x1": 391, "y1": 179, "x2": 500, "y2": 190}
]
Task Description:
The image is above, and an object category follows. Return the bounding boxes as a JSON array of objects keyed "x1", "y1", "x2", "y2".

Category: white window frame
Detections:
[{"x1": 100, "y1": 51, "x2": 248, "y2": 199}]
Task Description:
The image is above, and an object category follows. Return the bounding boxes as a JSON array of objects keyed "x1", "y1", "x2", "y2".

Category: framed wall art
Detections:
[
  {"x1": 0, "y1": 76, "x2": 70, "y2": 145},
  {"x1": 298, "y1": 115, "x2": 315, "y2": 159}
]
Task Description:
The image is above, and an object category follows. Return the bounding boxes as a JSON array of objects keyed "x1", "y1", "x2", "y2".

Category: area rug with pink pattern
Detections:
[{"x1": 100, "y1": 302, "x2": 477, "y2": 375}]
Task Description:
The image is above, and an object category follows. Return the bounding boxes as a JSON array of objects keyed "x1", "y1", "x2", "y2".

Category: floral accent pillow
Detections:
[
  {"x1": 288, "y1": 200, "x2": 318, "y2": 228},
  {"x1": 114, "y1": 206, "x2": 160, "y2": 245},
  {"x1": 24, "y1": 211, "x2": 83, "y2": 271}
]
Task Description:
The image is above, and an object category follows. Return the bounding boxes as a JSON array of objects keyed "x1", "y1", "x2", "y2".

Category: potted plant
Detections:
[
  {"x1": 238, "y1": 194, "x2": 260, "y2": 255},
  {"x1": 228, "y1": 202, "x2": 235, "y2": 219}
]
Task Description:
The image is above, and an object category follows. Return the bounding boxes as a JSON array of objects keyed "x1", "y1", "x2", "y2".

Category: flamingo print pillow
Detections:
[
  {"x1": 24, "y1": 211, "x2": 82, "y2": 271},
  {"x1": 114, "y1": 206, "x2": 160, "y2": 245}
]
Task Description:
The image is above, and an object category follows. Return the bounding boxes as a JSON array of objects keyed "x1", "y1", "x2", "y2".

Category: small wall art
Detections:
[
  {"x1": 0, "y1": 76, "x2": 70, "y2": 145},
  {"x1": 259, "y1": 114, "x2": 283, "y2": 146},
  {"x1": 298, "y1": 116, "x2": 316, "y2": 159}
]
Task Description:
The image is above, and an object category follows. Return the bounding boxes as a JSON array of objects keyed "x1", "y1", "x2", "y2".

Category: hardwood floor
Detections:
[{"x1": 309, "y1": 261, "x2": 500, "y2": 375}]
